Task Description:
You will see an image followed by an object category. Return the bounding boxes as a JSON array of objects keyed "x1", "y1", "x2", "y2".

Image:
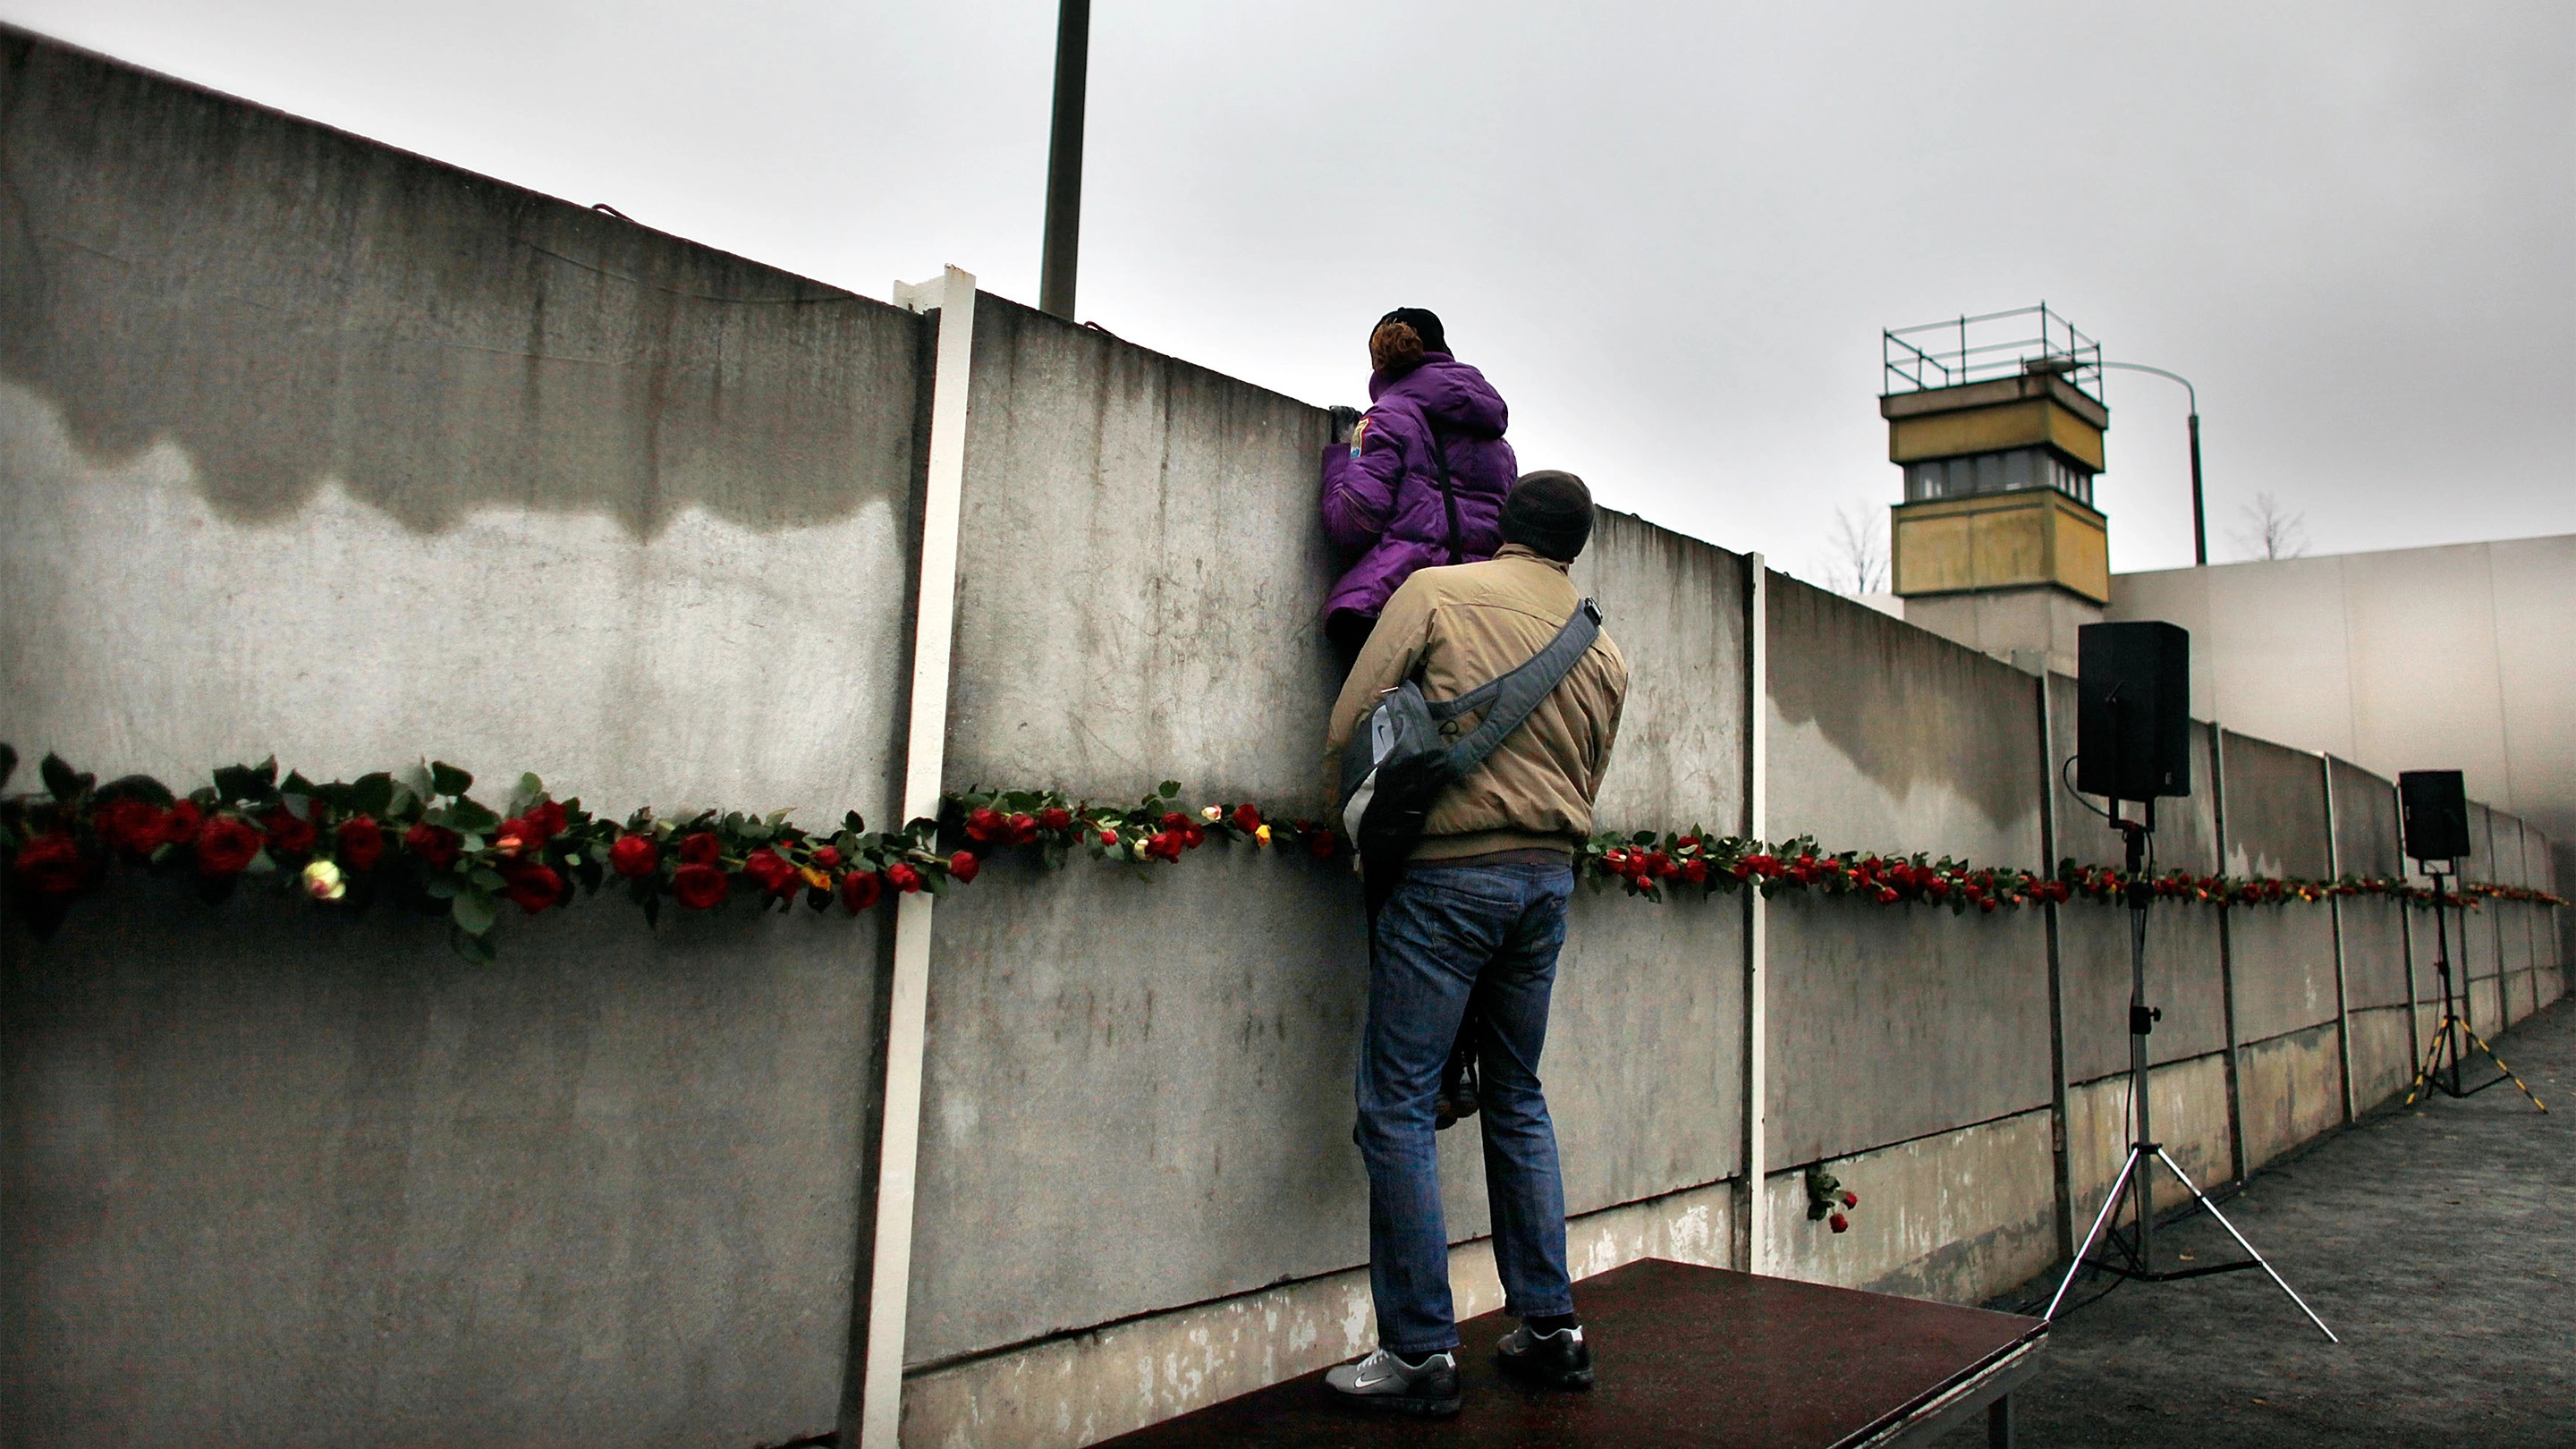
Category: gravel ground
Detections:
[{"x1": 1944, "y1": 995, "x2": 2575, "y2": 1448}]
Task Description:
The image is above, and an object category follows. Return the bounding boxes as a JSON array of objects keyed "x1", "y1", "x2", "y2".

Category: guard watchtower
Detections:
[{"x1": 1882, "y1": 305, "x2": 2109, "y2": 674}]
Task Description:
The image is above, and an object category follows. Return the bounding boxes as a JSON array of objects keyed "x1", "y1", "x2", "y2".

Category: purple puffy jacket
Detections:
[{"x1": 1318, "y1": 352, "x2": 1519, "y2": 622}]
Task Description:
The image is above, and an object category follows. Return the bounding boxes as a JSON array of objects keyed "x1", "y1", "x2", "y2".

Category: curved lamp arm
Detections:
[{"x1": 2099, "y1": 361, "x2": 2207, "y2": 566}]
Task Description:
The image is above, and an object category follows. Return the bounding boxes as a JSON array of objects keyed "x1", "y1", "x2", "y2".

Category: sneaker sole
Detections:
[{"x1": 1328, "y1": 1388, "x2": 1462, "y2": 1417}]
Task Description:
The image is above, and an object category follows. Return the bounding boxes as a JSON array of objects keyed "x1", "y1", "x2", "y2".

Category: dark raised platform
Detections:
[{"x1": 1096, "y1": 1258, "x2": 2045, "y2": 1448}]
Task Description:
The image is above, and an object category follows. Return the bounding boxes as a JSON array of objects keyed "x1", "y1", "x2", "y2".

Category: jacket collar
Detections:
[{"x1": 1496, "y1": 542, "x2": 1572, "y2": 573}]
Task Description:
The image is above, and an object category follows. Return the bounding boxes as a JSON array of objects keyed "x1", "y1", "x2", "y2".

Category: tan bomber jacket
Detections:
[{"x1": 1322, "y1": 545, "x2": 1629, "y2": 861}]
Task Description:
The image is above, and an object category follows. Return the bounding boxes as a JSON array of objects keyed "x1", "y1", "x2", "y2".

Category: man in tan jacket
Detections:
[{"x1": 1319, "y1": 472, "x2": 1628, "y2": 1416}]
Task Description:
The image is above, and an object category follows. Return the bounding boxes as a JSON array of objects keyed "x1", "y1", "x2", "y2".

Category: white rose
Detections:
[{"x1": 302, "y1": 859, "x2": 347, "y2": 902}]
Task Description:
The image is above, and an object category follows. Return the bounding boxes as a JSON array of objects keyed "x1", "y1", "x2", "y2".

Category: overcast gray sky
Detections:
[{"x1": 13, "y1": 0, "x2": 2571, "y2": 582}]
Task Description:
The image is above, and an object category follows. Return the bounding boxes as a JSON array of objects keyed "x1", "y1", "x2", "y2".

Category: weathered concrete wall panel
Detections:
[
  {"x1": 1761, "y1": 1111, "x2": 2056, "y2": 1307},
  {"x1": 2065, "y1": 1055, "x2": 2235, "y2": 1216},
  {"x1": 3, "y1": 874, "x2": 878, "y2": 1449},
  {"x1": 0, "y1": 31, "x2": 925, "y2": 819},
  {"x1": 1763, "y1": 895, "x2": 2050, "y2": 1165},
  {"x1": 2059, "y1": 905, "x2": 2231, "y2": 1082},
  {"x1": 2237, "y1": 1022, "x2": 2345, "y2": 1171},
  {"x1": 2346, "y1": 1004, "x2": 2419, "y2": 1112}
]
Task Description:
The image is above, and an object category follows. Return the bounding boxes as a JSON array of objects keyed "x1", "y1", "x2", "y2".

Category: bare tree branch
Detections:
[
  {"x1": 2229, "y1": 492, "x2": 2309, "y2": 561},
  {"x1": 1814, "y1": 503, "x2": 1889, "y2": 596}
]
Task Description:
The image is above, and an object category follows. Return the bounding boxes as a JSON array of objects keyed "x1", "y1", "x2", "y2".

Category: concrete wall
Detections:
[
  {"x1": 1, "y1": 29, "x2": 916, "y2": 1449},
  {"x1": 2108, "y1": 535, "x2": 2576, "y2": 843},
  {"x1": 1, "y1": 26, "x2": 2565, "y2": 1449}
]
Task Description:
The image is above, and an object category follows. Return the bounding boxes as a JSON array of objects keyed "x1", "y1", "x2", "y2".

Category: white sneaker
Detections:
[{"x1": 1323, "y1": 1346, "x2": 1462, "y2": 1416}]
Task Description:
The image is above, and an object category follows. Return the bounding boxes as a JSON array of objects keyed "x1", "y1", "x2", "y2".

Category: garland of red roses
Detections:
[{"x1": 0, "y1": 749, "x2": 2560, "y2": 964}]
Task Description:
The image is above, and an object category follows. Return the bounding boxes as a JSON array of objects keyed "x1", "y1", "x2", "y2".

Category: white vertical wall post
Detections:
[
  {"x1": 1741, "y1": 554, "x2": 1769, "y2": 1275},
  {"x1": 863, "y1": 266, "x2": 978, "y2": 1449}
]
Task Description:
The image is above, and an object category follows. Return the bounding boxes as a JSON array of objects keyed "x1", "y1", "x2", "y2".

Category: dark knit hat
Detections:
[
  {"x1": 1501, "y1": 471, "x2": 1595, "y2": 562},
  {"x1": 1375, "y1": 307, "x2": 1447, "y2": 357}
]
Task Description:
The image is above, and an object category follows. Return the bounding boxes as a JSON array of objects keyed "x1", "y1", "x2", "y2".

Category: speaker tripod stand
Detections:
[
  {"x1": 2402, "y1": 865, "x2": 2546, "y2": 1112},
  {"x1": 2044, "y1": 809, "x2": 2338, "y2": 1341}
]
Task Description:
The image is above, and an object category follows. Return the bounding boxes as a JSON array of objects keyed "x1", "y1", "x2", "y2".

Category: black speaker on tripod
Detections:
[
  {"x1": 2398, "y1": 769, "x2": 2470, "y2": 863},
  {"x1": 2077, "y1": 621, "x2": 2192, "y2": 802}
]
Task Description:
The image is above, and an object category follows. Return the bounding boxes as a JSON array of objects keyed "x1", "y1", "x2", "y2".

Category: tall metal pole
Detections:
[
  {"x1": 1038, "y1": 0, "x2": 1091, "y2": 321},
  {"x1": 2186, "y1": 410, "x2": 2207, "y2": 566}
]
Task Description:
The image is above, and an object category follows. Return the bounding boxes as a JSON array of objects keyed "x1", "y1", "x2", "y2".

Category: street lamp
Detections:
[
  {"x1": 2099, "y1": 361, "x2": 2206, "y2": 567},
  {"x1": 1039, "y1": 0, "x2": 1091, "y2": 321}
]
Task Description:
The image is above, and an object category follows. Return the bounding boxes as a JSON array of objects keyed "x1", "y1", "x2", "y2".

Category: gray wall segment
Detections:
[
  {"x1": 2338, "y1": 900, "x2": 2411, "y2": 1011},
  {"x1": 1768, "y1": 575, "x2": 2043, "y2": 865},
  {"x1": 2327, "y1": 758, "x2": 2405, "y2": 879},
  {"x1": 2056, "y1": 908, "x2": 2232, "y2": 1082},
  {"x1": 1761, "y1": 895, "x2": 2052, "y2": 1166},
  {"x1": 2216, "y1": 732, "x2": 2331, "y2": 880},
  {"x1": 3, "y1": 874, "x2": 879, "y2": 1449},
  {"x1": 1566, "y1": 514, "x2": 1750, "y2": 832},
  {"x1": 0, "y1": 30, "x2": 925, "y2": 819},
  {"x1": 937, "y1": 297, "x2": 1338, "y2": 801}
]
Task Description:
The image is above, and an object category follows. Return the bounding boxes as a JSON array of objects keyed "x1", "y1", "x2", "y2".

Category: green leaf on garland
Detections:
[
  {"x1": 1157, "y1": 781, "x2": 1181, "y2": 800},
  {"x1": 350, "y1": 773, "x2": 395, "y2": 818},
  {"x1": 449, "y1": 925, "x2": 496, "y2": 965},
  {"x1": 212, "y1": 762, "x2": 272, "y2": 804},
  {"x1": 470, "y1": 868, "x2": 505, "y2": 892},
  {"x1": 283, "y1": 770, "x2": 319, "y2": 797},
  {"x1": 429, "y1": 761, "x2": 473, "y2": 799},
  {"x1": 96, "y1": 774, "x2": 176, "y2": 808},
  {"x1": 508, "y1": 773, "x2": 543, "y2": 815},
  {"x1": 451, "y1": 887, "x2": 498, "y2": 936},
  {"x1": 641, "y1": 890, "x2": 662, "y2": 928},
  {"x1": 448, "y1": 799, "x2": 500, "y2": 834},
  {"x1": 41, "y1": 753, "x2": 94, "y2": 804},
  {"x1": 424, "y1": 877, "x2": 460, "y2": 900},
  {"x1": 245, "y1": 850, "x2": 277, "y2": 876}
]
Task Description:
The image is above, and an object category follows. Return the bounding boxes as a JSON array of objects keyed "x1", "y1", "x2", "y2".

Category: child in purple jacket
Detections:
[
  {"x1": 1320, "y1": 309, "x2": 1521, "y2": 674},
  {"x1": 1321, "y1": 308, "x2": 1520, "y2": 1130}
]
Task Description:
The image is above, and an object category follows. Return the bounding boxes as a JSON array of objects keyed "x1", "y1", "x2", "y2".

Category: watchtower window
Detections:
[{"x1": 1902, "y1": 447, "x2": 2093, "y2": 507}]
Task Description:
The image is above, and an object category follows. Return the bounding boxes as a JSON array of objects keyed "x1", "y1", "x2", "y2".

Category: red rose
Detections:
[
  {"x1": 678, "y1": 831, "x2": 722, "y2": 867},
  {"x1": 1159, "y1": 811, "x2": 1189, "y2": 832},
  {"x1": 1877, "y1": 886, "x2": 1899, "y2": 903},
  {"x1": 1006, "y1": 813, "x2": 1039, "y2": 846},
  {"x1": 1182, "y1": 825, "x2": 1205, "y2": 850},
  {"x1": 337, "y1": 815, "x2": 386, "y2": 871},
  {"x1": 195, "y1": 815, "x2": 265, "y2": 877},
  {"x1": 1731, "y1": 860, "x2": 1754, "y2": 880},
  {"x1": 1645, "y1": 852, "x2": 1674, "y2": 879},
  {"x1": 1682, "y1": 859, "x2": 1708, "y2": 885},
  {"x1": 1828, "y1": 1212, "x2": 1849, "y2": 1234},
  {"x1": 502, "y1": 861, "x2": 564, "y2": 914},
  {"x1": 950, "y1": 850, "x2": 980, "y2": 884},
  {"x1": 844, "y1": 867, "x2": 886, "y2": 909},
  {"x1": 810, "y1": 845, "x2": 843, "y2": 870},
  {"x1": 1231, "y1": 803, "x2": 1262, "y2": 834},
  {"x1": 262, "y1": 806, "x2": 318, "y2": 857},
  {"x1": 1842, "y1": 1191, "x2": 1859, "y2": 1208},
  {"x1": 1144, "y1": 831, "x2": 1183, "y2": 863},
  {"x1": 162, "y1": 800, "x2": 203, "y2": 845},
  {"x1": 404, "y1": 821, "x2": 462, "y2": 868},
  {"x1": 743, "y1": 848, "x2": 800, "y2": 897},
  {"x1": 610, "y1": 834, "x2": 661, "y2": 877},
  {"x1": 521, "y1": 800, "x2": 567, "y2": 844},
  {"x1": 1979, "y1": 898, "x2": 1997, "y2": 913},
  {"x1": 1098, "y1": 829, "x2": 1119, "y2": 847},
  {"x1": 95, "y1": 799, "x2": 168, "y2": 858},
  {"x1": 673, "y1": 862, "x2": 729, "y2": 909},
  {"x1": 1925, "y1": 877, "x2": 1949, "y2": 897},
  {"x1": 13, "y1": 833, "x2": 92, "y2": 894},
  {"x1": 965, "y1": 807, "x2": 1005, "y2": 843},
  {"x1": 886, "y1": 861, "x2": 923, "y2": 894},
  {"x1": 1039, "y1": 808, "x2": 1073, "y2": 833},
  {"x1": 1308, "y1": 828, "x2": 1336, "y2": 861}
]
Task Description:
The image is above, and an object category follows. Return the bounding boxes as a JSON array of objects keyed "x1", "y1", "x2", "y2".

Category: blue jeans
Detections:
[{"x1": 1355, "y1": 858, "x2": 1576, "y2": 1356}]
